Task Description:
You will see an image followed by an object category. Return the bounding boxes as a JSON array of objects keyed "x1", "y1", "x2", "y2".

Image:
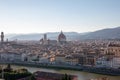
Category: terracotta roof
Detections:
[
  {"x1": 34, "y1": 71, "x2": 77, "y2": 80},
  {"x1": 108, "y1": 44, "x2": 120, "y2": 47}
]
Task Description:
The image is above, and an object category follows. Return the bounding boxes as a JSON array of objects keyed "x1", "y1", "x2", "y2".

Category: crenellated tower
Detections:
[{"x1": 1, "y1": 32, "x2": 4, "y2": 43}]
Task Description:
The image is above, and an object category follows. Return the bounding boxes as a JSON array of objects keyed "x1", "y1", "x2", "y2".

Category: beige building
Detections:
[
  {"x1": 65, "y1": 55, "x2": 79, "y2": 65},
  {"x1": 106, "y1": 44, "x2": 120, "y2": 57},
  {"x1": 55, "y1": 54, "x2": 66, "y2": 64}
]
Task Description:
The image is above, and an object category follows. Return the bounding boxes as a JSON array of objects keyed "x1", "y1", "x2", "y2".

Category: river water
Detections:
[{"x1": 2, "y1": 65, "x2": 120, "y2": 80}]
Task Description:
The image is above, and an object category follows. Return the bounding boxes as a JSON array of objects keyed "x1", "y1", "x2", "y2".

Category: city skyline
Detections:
[{"x1": 0, "y1": 0, "x2": 120, "y2": 34}]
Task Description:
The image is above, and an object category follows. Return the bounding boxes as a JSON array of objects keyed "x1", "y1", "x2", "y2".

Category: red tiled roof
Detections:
[{"x1": 34, "y1": 71, "x2": 77, "y2": 80}]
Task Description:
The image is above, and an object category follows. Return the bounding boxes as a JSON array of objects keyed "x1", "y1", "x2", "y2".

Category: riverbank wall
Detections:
[{"x1": 0, "y1": 61, "x2": 120, "y2": 76}]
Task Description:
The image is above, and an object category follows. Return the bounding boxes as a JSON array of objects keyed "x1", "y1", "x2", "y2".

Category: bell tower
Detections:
[
  {"x1": 43, "y1": 34, "x2": 48, "y2": 45},
  {"x1": 1, "y1": 32, "x2": 4, "y2": 43}
]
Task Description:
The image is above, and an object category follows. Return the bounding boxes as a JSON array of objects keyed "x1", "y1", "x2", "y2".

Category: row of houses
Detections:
[{"x1": 0, "y1": 51, "x2": 120, "y2": 69}]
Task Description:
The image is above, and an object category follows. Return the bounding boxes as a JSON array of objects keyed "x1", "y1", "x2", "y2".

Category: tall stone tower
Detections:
[
  {"x1": 43, "y1": 34, "x2": 48, "y2": 45},
  {"x1": 1, "y1": 32, "x2": 4, "y2": 42},
  {"x1": 44, "y1": 34, "x2": 47, "y2": 41}
]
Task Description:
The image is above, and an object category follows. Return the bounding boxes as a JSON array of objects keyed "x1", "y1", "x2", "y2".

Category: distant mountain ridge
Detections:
[
  {"x1": 79, "y1": 27, "x2": 120, "y2": 40},
  {"x1": 5, "y1": 26, "x2": 120, "y2": 41},
  {"x1": 7, "y1": 32, "x2": 80, "y2": 41}
]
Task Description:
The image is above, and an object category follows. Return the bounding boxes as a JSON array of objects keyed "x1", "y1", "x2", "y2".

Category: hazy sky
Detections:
[{"x1": 0, "y1": 0, "x2": 120, "y2": 34}]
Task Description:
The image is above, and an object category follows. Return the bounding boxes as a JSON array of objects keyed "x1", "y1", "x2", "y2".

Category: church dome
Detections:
[{"x1": 58, "y1": 31, "x2": 66, "y2": 42}]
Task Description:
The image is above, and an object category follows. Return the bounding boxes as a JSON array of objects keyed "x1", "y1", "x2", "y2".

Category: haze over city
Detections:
[
  {"x1": 0, "y1": 0, "x2": 120, "y2": 34},
  {"x1": 1, "y1": 0, "x2": 120, "y2": 80}
]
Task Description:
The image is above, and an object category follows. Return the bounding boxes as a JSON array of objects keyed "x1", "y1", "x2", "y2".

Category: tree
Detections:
[
  {"x1": 30, "y1": 75, "x2": 36, "y2": 80},
  {"x1": 62, "y1": 74, "x2": 71, "y2": 80},
  {"x1": 4, "y1": 64, "x2": 12, "y2": 72}
]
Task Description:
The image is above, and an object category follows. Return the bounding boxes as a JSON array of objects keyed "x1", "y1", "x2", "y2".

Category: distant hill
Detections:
[
  {"x1": 6, "y1": 26, "x2": 120, "y2": 41},
  {"x1": 79, "y1": 27, "x2": 120, "y2": 40},
  {"x1": 8, "y1": 32, "x2": 80, "y2": 41}
]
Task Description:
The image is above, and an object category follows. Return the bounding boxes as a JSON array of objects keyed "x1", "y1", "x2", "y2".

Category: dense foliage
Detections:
[
  {"x1": 0, "y1": 64, "x2": 32, "y2": 80},
  {"x1": 62, "y1": 74, "x2": 71, "y2": 80},
  {"x1": 3, "y1": 72, "x2": 31, "y2": 80}
]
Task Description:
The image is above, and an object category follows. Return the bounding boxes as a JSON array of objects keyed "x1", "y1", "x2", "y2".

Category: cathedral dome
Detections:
[{"x1": 58, "y1": 31, "x2": 66, "y2": 43}]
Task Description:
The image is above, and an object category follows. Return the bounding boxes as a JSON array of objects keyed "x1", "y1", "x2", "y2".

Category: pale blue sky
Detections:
[{"x1": 0, "y1": 0, "x2": 120, "y2": 34}]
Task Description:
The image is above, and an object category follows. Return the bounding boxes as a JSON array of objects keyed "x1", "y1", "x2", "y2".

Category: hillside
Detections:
[
  {"x1": 6, "y1": 27, "x2": 120, "y2": 41},
  {"x1": 79, "y1": 27, "x2": 120, "y2": 39}
]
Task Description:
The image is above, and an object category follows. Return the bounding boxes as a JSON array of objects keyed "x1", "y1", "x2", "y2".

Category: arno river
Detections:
[{"x1": 9, "y1": 65, "x2": 120, "y2": 80}]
